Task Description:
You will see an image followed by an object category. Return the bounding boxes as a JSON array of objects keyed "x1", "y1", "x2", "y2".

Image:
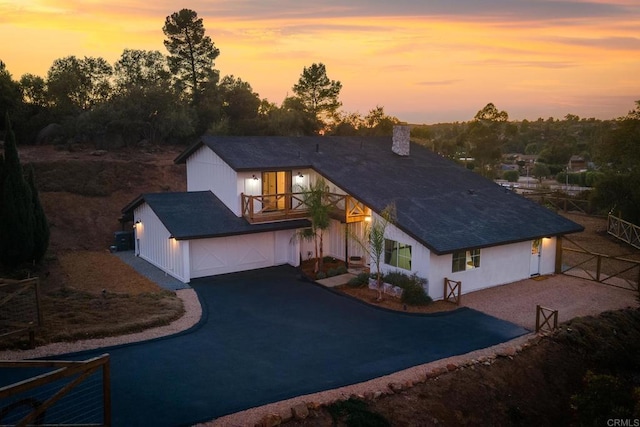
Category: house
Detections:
[{"x1": 122, "y1": 126, "x2": 583, "y2": 300}]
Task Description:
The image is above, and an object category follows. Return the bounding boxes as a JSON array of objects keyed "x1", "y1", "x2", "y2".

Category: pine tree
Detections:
[
  {"x1": 0, "y1": 113, "x2": 35, "y2": 268},
  {"x1": 28, "y1": 166, "x2": 49, "y2": 263}
]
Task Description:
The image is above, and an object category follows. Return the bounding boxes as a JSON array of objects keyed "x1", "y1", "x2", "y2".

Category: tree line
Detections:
[
  {"x1": 0, "y1": 8, "x2": 638, "y2": 223},
  {"x1": 0, "y1": 9, "x2": 399, "y2": 147}
]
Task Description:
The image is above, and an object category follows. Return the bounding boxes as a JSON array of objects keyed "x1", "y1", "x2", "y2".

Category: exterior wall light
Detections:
[{"x1": 252, "y1": 174, "x2": 259, "y2": 180}]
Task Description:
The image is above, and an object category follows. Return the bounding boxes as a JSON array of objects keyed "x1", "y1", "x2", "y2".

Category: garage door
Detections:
[{"x1": 190, "y1": 233, "x2": 276, "y2": 278}]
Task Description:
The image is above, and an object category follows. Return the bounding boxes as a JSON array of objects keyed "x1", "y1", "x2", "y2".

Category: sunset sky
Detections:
[{"x1": 1, "y1": 0, "x2": 639, "y2": 123}]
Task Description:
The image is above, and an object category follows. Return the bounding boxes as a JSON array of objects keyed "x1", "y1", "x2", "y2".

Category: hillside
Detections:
[{"x1": 20, "y1": 144, "x2": 186, "y2": 252}]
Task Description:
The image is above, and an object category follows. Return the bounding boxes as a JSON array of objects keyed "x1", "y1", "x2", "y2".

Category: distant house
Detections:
[
  {"x1": 122, "y1": 127, "x2": 583, "y2": 300},
  {"x1": 568, "y1": 155, "x2": 587, "y2": 172}
]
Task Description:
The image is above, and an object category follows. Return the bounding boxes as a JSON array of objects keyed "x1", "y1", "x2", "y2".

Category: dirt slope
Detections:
[{"x1": 20, "y1": 144, "x2": 186, "y2": 252}]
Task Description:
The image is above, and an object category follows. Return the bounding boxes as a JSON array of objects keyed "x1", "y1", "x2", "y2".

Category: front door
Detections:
[{"x1": 530, "y1": 238, "x2": 542, "y2": 276}]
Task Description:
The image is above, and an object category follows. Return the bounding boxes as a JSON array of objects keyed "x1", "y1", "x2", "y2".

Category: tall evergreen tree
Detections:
[
  {"x1": 0, "y1": 113, "x2": 35, "y2": 268},
  {"x1": 27, "y1": 166, "x2": 49, "y2": 263},
  {"x1": 163, "y1": 9, "x2": 220, "y2": 105}
]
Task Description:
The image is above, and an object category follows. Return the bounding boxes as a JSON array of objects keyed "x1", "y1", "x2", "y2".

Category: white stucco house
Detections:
[{"x1": 122, "y1": 126, "x2": 583, "y2": 300}]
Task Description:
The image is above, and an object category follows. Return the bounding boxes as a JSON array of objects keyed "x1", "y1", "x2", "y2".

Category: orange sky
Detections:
[{"x1": 1, "y1": 0, "x2": 639, "y2": 123}]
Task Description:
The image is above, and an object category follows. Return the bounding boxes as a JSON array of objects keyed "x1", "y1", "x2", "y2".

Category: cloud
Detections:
[
  {"x1": 468, "y1": 58, "x2": 577, "y2": 69},
  {"x1": 417, "y1": 79, "x2": 462, "y2": 86},
  {"x1": 186, "y1": 0, "x2": 636, "y2": 22},
  {"x1": 549, "y1": 36, "x2": 640, "y2": 51}
]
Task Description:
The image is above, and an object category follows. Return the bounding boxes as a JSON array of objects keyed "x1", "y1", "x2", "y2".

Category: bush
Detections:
[
  {"x1": 323, "y1": 256, "x2": 336, "y2": 263},
  {"x1": 401, "y1": 283, "x2": 432, "y2": 306},
  {"x1": 316, "y1": 271, "x2": 327, "y2": 279},
  {"x1": 336, "y1": 265, "x2": 348, "y2": 274},
  {"x1": 326, "y1": 268, "x2": 338, "y2": 277},
  {"x1": 382, "y1": 271, "x2": 431, "y2": 305},
  {"x1": 503, "y1": 170, "x2": 520, "y2": 182},
  {"x1": 347, "y1": 272, "x2": 369, "y2": 288}
]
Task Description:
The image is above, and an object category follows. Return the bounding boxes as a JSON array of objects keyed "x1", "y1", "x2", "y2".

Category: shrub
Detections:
[
  {"x1": 347, "y1": 272, "x2": 369, "y2": 288},
  {"x1": 381, "y1": 271, "x2": 431, "y2": 305},
  {"x1": 322, "y1": 256, "x2": 335, "y2": 263},
  {"x1": 336, "y1": 265, "x2": 348, "y2": 274},
  {"x1": 316, "y1": 271, "x2": 327, "y2": 279},
  {"x1": 326, "y1": 268, "x2": 338, "y2": 277},
  {"x1": 503, "y1": 170, "x2": 520, "y2": 182},
  {"x1": 401, "y1": 283, "x2": 432, "y2": 306}
]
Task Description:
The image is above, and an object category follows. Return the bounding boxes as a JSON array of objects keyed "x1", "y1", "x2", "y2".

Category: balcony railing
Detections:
[{"x1": 241, "y1": 192, "x2": 369, "y2": 224}]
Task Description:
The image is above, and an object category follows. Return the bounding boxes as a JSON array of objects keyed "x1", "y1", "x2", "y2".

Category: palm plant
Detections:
[
  {"x1": 294, "y1": 178, "x2": 331, "y2": 273},
  {"x1": 348, "y1": 204, "x2": 395, "y2": 300}
]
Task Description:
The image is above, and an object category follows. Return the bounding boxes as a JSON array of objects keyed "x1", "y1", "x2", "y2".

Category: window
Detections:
[
  {"x1": 384, "y1": 239, "x2": 412, "y2": 270},
  {"x1": 452, "y1": 249, "x2": 480, "y2": 272}
]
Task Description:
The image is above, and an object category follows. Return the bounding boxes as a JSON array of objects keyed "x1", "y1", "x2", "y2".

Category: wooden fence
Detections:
[
  {"x1": 535, "y1": 305, "x2": 558, "y2": 333},
  {"x1": 607, "y1": 214, "x2": 640, "y2": 250},
  {"x1": 0, "y1": 354, "x2": 111, "y2": 427},
  {"x1": 0, "y1": 278, "x2": 42, "y2": 348},
  {"x1": 443, "y1": 278, "x2": 461, "y2": 305},
  {"x1": 560, "y1": 236, "x2": 640, "y2": 292},
  {"x1": 523, "y1": 192, "x2": 593, "y2": 215}
]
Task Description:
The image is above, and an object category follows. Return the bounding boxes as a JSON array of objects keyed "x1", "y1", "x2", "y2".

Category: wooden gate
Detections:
[
  {"x1": 0, "y1": 278, "x2": 42, "y2": 348},
  {"x1": 0, "y1": 354, "x2": 111, "y2": 426},
  {"x1": 560, "y1": 236, "x2": 640, "y2": 292},
  {"x1": 443, "y1": 278, "x2": 461, "y2": 305}
]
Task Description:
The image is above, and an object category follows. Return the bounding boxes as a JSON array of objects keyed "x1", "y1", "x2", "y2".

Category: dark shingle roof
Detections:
[
  {"x1": 176, "y1": 136, "x2": 583, "y2": 254},
  {"x1": 123, "y1": 191, "x2": 310, "y2": 240}
]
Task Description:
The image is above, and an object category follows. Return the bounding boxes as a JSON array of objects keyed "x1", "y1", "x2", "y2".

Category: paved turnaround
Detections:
[{"x1": 1, "y1": 266, "x2": 528, "y2": 426}]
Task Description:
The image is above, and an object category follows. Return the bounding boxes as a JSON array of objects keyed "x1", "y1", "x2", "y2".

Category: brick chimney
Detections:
[{"x1": 392, "y1": 125, "x2": 411, "y2": 156}]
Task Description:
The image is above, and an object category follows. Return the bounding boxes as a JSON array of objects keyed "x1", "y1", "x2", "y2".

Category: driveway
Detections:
[{"x1": 1, "y1": 266, "x2": 527, "y2": 427}]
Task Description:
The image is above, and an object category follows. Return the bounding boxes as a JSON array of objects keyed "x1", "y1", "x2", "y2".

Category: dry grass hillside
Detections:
[{"x1": 0, "y1": 144, "x2": 187, "y2": 350}]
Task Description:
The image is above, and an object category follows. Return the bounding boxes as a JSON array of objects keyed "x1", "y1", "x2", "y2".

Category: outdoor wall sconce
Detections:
[
  {"x1": 252, "y1": 174, "x2": 259, "y2": 180},
  {"x1": 297, "y1": 172, "x2": 304, "y2": 178},
  {"x1": 133, "y1": 219, "x2": 141, "y2": 229},
  {"x1": 364, "y1": 215, "x2": 372, "y2": 222}
]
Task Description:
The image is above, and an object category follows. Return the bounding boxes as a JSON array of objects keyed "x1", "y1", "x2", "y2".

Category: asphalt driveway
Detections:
[{"x1": 1, "y1": 266, "x2": 527, "y2": 426}]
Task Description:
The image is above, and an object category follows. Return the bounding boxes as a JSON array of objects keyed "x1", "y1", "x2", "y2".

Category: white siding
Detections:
[
  {"x1": 186, "y1": 145, "x2": 239, "y2": 214},
  {"x1": 133, "y1": 204, "x2": 189, "y2": 283},
  {"x1": 376, "y1": 218, "x2": 431, "y2": 287},
  {"x1": 427, "y1": 237, "x2": 558, "y2": 300},
  {"x1": 189, "y1": 233, "x2": 276, "y2": 278}
]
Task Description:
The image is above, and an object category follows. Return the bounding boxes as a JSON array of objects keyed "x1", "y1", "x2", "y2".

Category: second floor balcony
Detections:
[{"x1": 241, "y1": 192, "x2": 370, "y2": 224}]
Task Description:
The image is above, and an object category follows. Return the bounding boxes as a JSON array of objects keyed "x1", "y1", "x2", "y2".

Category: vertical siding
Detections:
[
  {"x1": 134, "y1": 203, "x2": 188, "y2": 283},
  {"x1": 428, "y1": 240, "x2": 534, "y2": 300},
  {"x1": 186, "y1": 146, "x2": 239, "y2": 215},
  {"x1": 378, "y1": 218, "x2": 431, "y2": 285}
]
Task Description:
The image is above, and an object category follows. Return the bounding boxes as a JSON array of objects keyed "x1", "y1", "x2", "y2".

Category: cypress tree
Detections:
[
  {"x1": 0, "y1": 113, "x2": 35, "y2": 268},
  {"x1": 27, "y1": 166, "x2": 49, "y2": 263}
]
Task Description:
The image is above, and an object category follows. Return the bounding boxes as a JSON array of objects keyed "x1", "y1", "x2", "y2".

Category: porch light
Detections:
[
  {"x1": 252, "y1": 174, "x2": 259, "y2": 181},
  {"x1": 297, "y1": 172, "x2": 304, "y2": 178},
  {"x1": 133, "y1": 219, "x2": 141, "y2": 229},
  {"x1": 364, "y1": 215, "x2": 372, "y2": 222}
]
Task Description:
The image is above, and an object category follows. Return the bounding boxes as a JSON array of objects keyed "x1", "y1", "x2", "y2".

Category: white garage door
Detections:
[{"x1": 190, "y1": 233, "x2": 276, "y2": 278}]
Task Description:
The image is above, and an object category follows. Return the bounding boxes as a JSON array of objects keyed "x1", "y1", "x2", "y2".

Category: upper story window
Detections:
[
  {"x1": 384, "y1": 239, "x2": 412, "y2": 270},
  {"x1": 452, "y1": 249, "x2": 481, "y2": 272}
]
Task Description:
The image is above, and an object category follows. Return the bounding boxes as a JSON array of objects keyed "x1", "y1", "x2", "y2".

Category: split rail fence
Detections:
[{"x1": 560, "y1": 236, "x2": 640, "y2": 292}]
